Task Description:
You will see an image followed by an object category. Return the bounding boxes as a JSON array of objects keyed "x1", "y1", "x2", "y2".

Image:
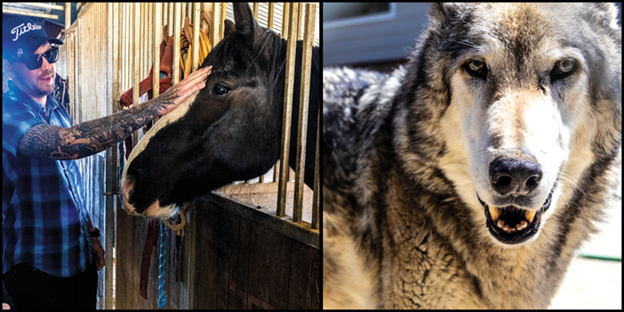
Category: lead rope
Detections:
[
  {"x1": 117, "y1": 80, "x2": 186, "y2": 309},
  {"x1": 162, "y1": 203, "x2": 187, "y2": 236},
  {"x1": 158, "y1": 220, "x2": 168, "y2": 308}
]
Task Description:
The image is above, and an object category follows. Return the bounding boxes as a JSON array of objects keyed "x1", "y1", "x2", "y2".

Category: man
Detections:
[{"x1": 2, "y1": 17, "x2": 211, "y2": 309}]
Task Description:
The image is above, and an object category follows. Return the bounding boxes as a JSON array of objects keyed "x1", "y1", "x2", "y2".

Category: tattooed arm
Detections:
[{"x1": 18, "y1": 66, "x2": 212, "y2": 160}]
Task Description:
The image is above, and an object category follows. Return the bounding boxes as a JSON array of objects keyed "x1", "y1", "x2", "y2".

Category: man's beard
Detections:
[{"x1": 35, "y1": 69, "x2": 56, "y2": 97}]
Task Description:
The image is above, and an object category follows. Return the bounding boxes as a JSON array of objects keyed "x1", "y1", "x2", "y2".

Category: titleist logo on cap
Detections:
[{"x1": 11, "y1": 22, "x2": 42, "y2": 42}]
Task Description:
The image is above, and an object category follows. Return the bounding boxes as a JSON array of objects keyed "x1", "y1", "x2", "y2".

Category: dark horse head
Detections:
[{"x1": 121, "y1": 3, "x2": 319, "y2": 218}]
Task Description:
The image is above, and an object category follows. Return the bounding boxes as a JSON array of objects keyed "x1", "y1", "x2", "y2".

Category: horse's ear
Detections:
[
  {"x1": 223, "y1": 20, "x2": 236, "y2": 37},
  {"x1": 233, "y1": 3, "x2": 259, "y2": 39}
]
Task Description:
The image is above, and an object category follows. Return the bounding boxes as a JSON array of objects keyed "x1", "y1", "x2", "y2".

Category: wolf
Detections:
[{"x1": 323, "y1": 3, "x2": 621, "y2": 309}]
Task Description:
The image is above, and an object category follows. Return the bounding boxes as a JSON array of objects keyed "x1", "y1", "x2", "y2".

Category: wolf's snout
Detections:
[{"x1": 489, "y1": 154, "x2": 542, "y2": 196}]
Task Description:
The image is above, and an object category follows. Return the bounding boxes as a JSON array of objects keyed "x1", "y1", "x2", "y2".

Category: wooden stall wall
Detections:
[{"x1": 187, "y1": 194, "x2": 319, "y2": 309}]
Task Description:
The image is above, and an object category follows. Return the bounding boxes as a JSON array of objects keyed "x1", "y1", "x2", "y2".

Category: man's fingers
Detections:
[
  {"x1": 183, "y1": 66, "x2": 212, "y2": 86},
  {"x1": 177, "y1": 67, "x2": 211, "y2": 94}
]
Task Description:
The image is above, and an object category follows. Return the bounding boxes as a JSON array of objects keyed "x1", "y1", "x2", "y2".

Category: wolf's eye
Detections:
[
  {"x1": 464, "y1": 60, "x2": 488, "y2": 80},
  {"x1": 551, "y1": 58, "x2": 577, "y2": 81}
]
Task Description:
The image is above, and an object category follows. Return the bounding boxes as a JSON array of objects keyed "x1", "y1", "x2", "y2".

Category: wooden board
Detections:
[{"x1": 115, "y1": 193, "x2": 319, "y2": 309}]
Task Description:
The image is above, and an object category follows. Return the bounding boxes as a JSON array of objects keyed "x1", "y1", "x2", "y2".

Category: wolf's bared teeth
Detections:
[
  {"x1": 503, "y1": 224, "x2": 510, "y2": 232},
  {"x1": 497, "y1": 220, "x2": 505, "y2": 228},
  {"x1": 525, "y1": 210, "x2": 536, "y2": 222},
  {"x1": 489, "y1": 206, "x2": 501, "y2": 220},
  {"x1": 517, "y1": 220, "x2": 528, "y2": 230}
]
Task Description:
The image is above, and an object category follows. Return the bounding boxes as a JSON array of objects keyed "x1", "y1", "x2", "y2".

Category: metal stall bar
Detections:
[
  {"x1": 133, "y1": 3, "x2": 140, "y2": 108},
  {"x1": 267, "y1": 3, "x2": 275, "y2": 30},
  {"x1": 173, "y1": 3, "x2": 182, "y2": 85},
  {"x1": 65, "y1": 2, "x2": 70, "y2": 29},
  {"x1": 153, "y1": 3, "x2": 162, "y2": 98},
  {"x1": 168, "y1": 3, "x2": 174, "y2": 37},
  {"x1": 260, "y1": 4, "x2": 277, "y2": 185},
  {"x1": 192, "y1": 3, "x2": 201, "y2": 72},
  {"x1": 277, "y1": 3, "x2": 301, "y2": 217},
  {"x1": 253, "y1": 2, "x2": 259, "y2": 19},
  {"x1": 214, "y1": 3, "x2": 223, "y2": 47},
  {"x1": 312, "y1": 106, "x2": 319, "y2": 229},
  {"x1": 292, "y1": 3, "x2": 317, "y2": 223},
  {"x1": 220, "y1": 3, "x2": 227, "y2": 42},
  {"x1": 131, "y1": 3, "x2": 140, "y2": 147},
  {"x1": 104, "y1": 3, "x2": 120, "y2": 308},
  {"x1": 282, "y1": 3, "x2": 289, "y2": 40}
]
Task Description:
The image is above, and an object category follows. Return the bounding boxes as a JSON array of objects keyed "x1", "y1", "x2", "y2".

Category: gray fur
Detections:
[{"x1": 323, "y1": 3, "x2": 621, "y2": 309}]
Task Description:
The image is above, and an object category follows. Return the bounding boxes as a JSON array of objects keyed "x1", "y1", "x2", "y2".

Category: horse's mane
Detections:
[{"x1": 200, "y1": 27, "x2": 319, "y2": 117}]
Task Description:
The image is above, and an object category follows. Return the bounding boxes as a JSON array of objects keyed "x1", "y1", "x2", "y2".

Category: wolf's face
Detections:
[
  {"x1": 446, "y1": 50, "x2": 587, "y2": 245},
  {"x1": 433, "y1": 3, "x2": 621, "y2": 246}
]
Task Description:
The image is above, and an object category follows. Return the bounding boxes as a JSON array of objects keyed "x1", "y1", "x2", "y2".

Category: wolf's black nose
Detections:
[{"x1": 489, "y1": 154, "x2": 542, "y2": 196}]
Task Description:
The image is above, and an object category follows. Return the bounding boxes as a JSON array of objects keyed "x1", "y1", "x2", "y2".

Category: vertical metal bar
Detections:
[
  {"x1": 163, "y1": 3, "x2": 168, "y2": 30},
  {"x1": 297, "y1": 4, "x2": 304, "y2": 41},
  {"x1": 66, "y1": 31, "x2": 72, "y2": 120},
  {"x1": 273, "y1": 160, "x2": 279, "y2": 182},
  {"x1": 65, "y1": 2, "x2": 71, "y2": 29},
  {"x1": 173, "y1": 3, "x2": 182, "y2": 85},
  {"x1": 192, "y1": 3, "x2": 201, "y2": 72},
  {"x1": 312, "y1": 104, "x2": 320, "y2": 229},
  {"x1": 169, "y1": 3, "x2": 174, "y2": 36},
  {"x1": 104, "y1": 2, "x2": 119, "y2": 308},
  {"x1": 267, "y1": 3, "x2": 274, "y2": 30},
  {"x1": 293, "y1": 3, "x2": 316, "y2": 223},
  {"x1": 140, "y1": 3, "x2": 145, "y2": 78},
  {"x1": 122, "y1": 3, "x2": 128, "y2": 91},
  {"x1": 281, "y1": 3, "x2": 289, "y2": 39},
  {"x1": 133, "y1": 3, "x2": 140, "y2": 146},
  {"x1": 215, "y1": 3, "x2": 223, "y2": 47},
  {"x1": 119, "y1": 4, "x2": 124, "y2": 91},
  {"x1": 154, "y1": 3, "x2": 162, "y2": 98},
  {"x1": 253, "y1": 2, "x2": 259, "y2": 19},
  {"x1": 75, "y1": 18, "x2": 82, "y2": 123},
  {"x1": 146, "y1": 3, "x2": 151, "y2": 78},
  {"x1": 277, "y1": 3, "x2": 300, "y2": 217},
  {"x1": 150, "y1": 5, "x2": 153, "y2": 78}
]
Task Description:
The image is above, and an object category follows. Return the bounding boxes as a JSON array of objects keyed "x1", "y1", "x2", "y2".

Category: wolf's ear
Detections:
[
  {"x1": 233, "y1": 2, "x2": 260, "y2": 39},
  {"x1": 591, "y1": 3, "x2": 620, "y2": 27},
  {"x1": 428, "y1": 3, "x2": 461, "y2": 26},
  {"x1": 224, "y1": 20, "x2": 236, "y2": 37}
]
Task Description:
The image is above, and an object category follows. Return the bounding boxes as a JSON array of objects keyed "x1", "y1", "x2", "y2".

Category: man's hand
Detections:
[
  {"x1": 91, "y1": 237, "x2": 105, "y2": 271},
  {"x1": 152, "y1": 66, "x2": 212, "y2": 116}
]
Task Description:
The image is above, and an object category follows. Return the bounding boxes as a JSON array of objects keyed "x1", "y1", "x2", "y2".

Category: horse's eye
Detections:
[{"x1": 213, "y1": 84, "x2": 230, "y2": 96}]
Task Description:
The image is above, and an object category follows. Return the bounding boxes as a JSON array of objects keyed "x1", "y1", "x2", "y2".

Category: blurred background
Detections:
[{"x1": 323, "y1": 3, "x2": 622, "y2": 73}]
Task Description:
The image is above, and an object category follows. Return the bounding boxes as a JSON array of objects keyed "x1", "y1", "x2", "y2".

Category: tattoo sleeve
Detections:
[{"x1": 18, "y1": 90, "x2": 180, "y2": 160}]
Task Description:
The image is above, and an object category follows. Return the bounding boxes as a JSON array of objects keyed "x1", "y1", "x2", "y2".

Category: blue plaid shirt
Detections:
[{"x1": 3, "y1": 81, "x2": 93, "y2": 277}]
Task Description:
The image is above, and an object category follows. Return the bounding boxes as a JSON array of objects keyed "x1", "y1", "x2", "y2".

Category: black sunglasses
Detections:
[{"x1": 12, "y1": 47, "x2": 59, "y2": 70}]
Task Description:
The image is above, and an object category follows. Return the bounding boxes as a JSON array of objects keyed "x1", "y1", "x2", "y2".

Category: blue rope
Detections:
[{"x1": 158, "y1": 221, "x2": 168, "y2": 308}]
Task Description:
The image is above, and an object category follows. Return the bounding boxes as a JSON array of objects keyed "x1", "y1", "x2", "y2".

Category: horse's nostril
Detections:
[{"x1": 489, "y1": 153, "x2": 542, "y2": 196}]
